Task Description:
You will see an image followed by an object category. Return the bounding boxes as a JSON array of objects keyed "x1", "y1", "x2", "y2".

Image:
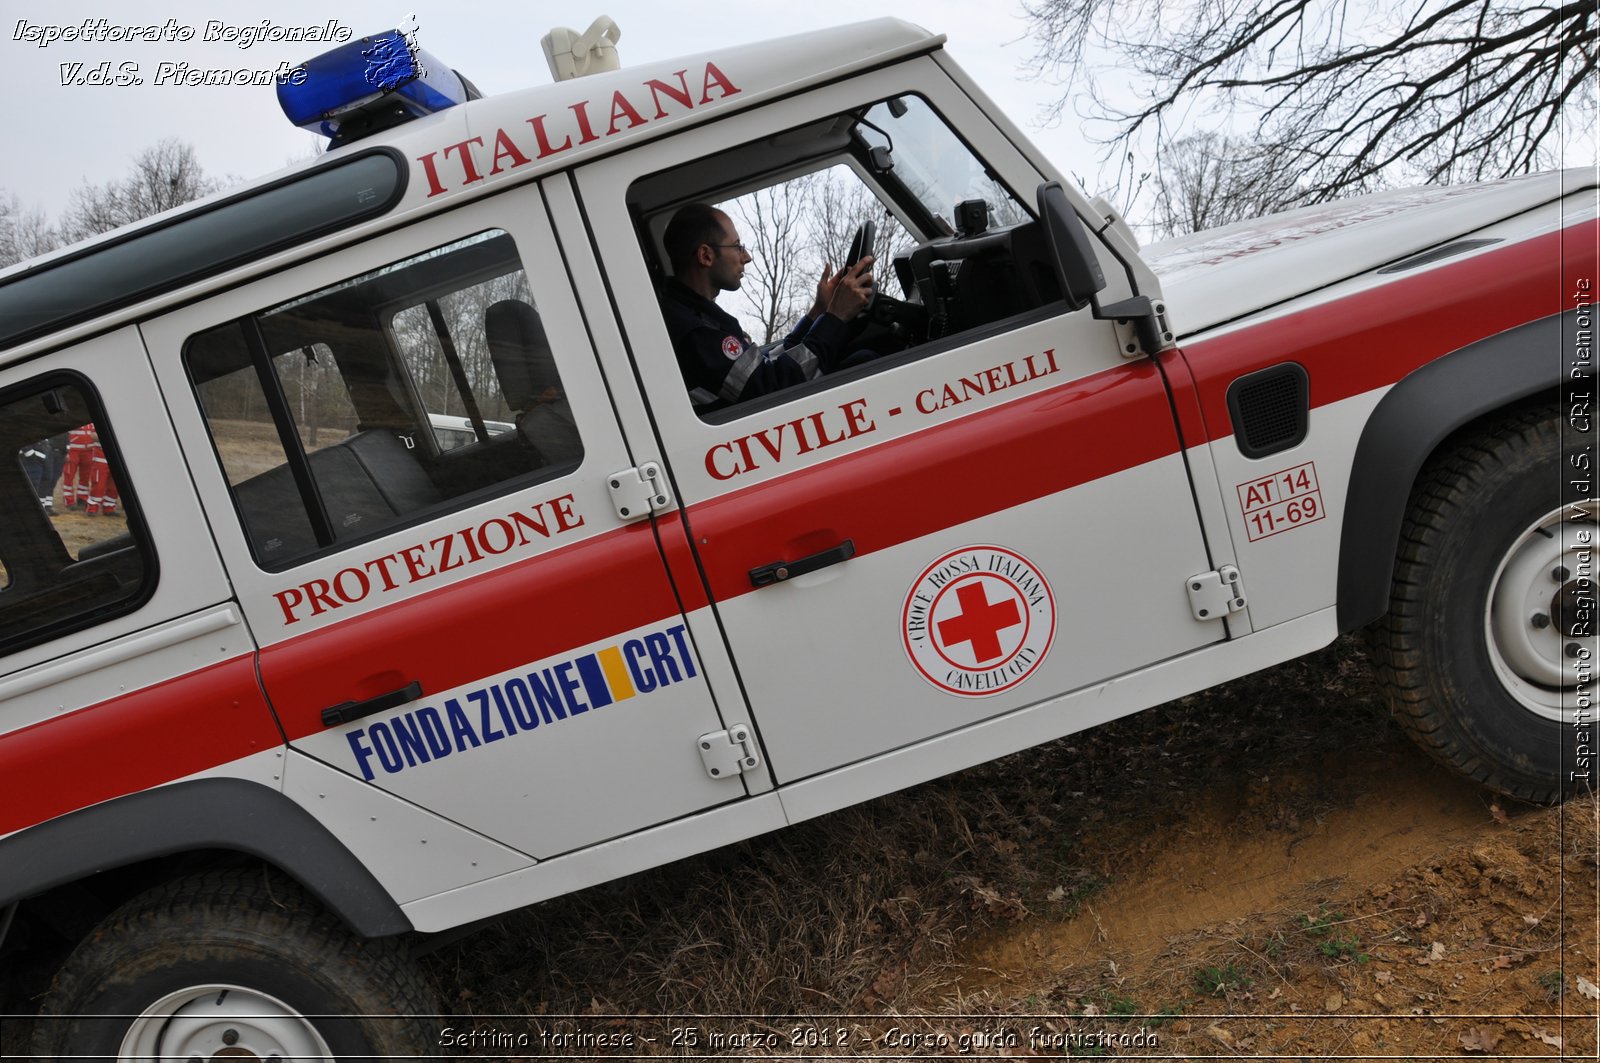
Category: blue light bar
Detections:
[{"x1": 278, "y1": 30, "x2": 472, "y2": 143}]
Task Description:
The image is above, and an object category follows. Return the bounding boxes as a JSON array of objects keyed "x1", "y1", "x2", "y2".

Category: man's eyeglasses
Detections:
[{"x1": 710, "y1": 242, "x2": 748, "y2": 256}]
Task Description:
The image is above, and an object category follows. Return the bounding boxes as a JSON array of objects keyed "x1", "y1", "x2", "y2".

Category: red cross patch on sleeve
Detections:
[{"x1": 721, "y1": 336, "x2": 743, "y2": 360}]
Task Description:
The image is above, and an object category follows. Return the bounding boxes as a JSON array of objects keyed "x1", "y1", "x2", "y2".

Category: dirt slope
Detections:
[
  {"x1": 932, "y1": 756, "x2": 1594, "y2": 1058},
  {"x1": 9, "y1": 637, "x2": 1589, "y2": 1059},
  {"x1": 424, "y1": 635, "x2": 1598, "y2": 1059}
]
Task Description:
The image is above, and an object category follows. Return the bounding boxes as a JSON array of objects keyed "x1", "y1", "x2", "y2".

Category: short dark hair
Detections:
[{"x1": 663, "y1": 203, "x2": 728, "y2": 272}]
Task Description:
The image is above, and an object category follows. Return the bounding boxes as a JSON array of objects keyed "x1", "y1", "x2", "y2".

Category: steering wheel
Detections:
[
  {"x1": 844, "y1": 219, "x2": 875, "y2": 271},
  {"x1": 834, "y1": 217, "x2": 927, "y2": 352}
]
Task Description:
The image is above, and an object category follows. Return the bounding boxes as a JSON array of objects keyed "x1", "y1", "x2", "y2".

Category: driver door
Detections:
[{"x1": 568, "y1": 60, "x2": 1222, "y2": 785}]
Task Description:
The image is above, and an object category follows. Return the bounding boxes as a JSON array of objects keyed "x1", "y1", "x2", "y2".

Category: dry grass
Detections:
[{"x1": 426, "y1": 636, "x2": 1399, "y2": 1043}]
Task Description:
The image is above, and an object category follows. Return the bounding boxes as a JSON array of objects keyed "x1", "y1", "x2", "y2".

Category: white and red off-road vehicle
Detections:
[{"x1": 0, "y1": 16, "x2": 1592, "y2": 1060}]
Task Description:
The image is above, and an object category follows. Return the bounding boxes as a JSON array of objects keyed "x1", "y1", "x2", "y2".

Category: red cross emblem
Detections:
[
  {"x1": 937, "y1": 581, "x2": 1022, "y2": 664},
  {"x1": 902, "y1": 545, "x2": 1056, "y2": 699}
]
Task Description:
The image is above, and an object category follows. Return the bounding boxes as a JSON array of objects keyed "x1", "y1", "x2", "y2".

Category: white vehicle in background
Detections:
[
  {"x1": 428, "y1": 412, "x2": 516, "y2": 451},
  {"x1": 0, "y1": 15, "x2": 1591, "y2": 1060}
]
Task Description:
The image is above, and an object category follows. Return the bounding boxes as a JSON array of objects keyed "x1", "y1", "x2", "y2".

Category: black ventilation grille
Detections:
[
  {"x1": 1376, "y1": 238, "x2": 1501, "y2": 274},
  {"x1": 1227, "y1": 363, "x2": 1309, "y2": 458}
]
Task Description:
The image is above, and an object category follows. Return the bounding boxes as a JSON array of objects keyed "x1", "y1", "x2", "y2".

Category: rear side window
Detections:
[
  {"x1": 185, "y1": 230, "x2": 583, "y2": 571},
  {"x1": 0, "y1": 375, "x2": 153, "y2": 654}
]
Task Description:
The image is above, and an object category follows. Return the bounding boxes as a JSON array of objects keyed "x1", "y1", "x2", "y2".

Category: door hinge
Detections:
[
  {"x1": 606, "y1": 461, "x2": 671, "y2": 521},
  {"x1": 1186, "y1": 565, "x2": 1246, "y2": 621},
  {"x1": 1106, "y1": 296, "x2": 1175, "y2": 359},
  {"x1": 698, "y1": 723, "x2": 760, "y2": 780}
]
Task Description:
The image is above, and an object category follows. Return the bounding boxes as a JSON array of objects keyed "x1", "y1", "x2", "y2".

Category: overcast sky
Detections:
[{"x1": 3, "y1": 0, "x2": 1105, "y2": 221}]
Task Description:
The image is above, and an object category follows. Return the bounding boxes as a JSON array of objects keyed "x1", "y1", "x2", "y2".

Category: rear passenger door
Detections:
[
  {"x1": 142, "y1": 192, "x2": 740, "y2": 860},
  {"x1": 0, "y1": 329, "x2": 278, "y2": 842}
]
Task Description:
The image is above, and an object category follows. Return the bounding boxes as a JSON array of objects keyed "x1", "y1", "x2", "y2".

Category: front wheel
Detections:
[
  {"x1": 31, "y1": 868, "x2": 438, "y2": 1062},
  {"x1": 1370, "y1": 405, "x2": 1595, "y2": 803}
]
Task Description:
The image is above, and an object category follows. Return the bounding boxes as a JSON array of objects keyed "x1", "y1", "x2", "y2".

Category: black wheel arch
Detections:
[
  {"x1": 0, "y1": 777, "x2": 411, "y2": 939},
  {"x1": 1337, "y1": 309, "x2": 1576, "y2": 633}
]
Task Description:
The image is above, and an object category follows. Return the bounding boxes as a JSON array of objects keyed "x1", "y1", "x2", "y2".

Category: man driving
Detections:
[{"x1": 658, "y1": 203, "x2": 874, "y2": 410}]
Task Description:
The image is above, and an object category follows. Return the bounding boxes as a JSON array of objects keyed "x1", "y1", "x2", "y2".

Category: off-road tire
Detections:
[
  {"x1": 1369, "y1": 404, "x2": 1593, "y2": 803},
  {"x1": 31, "y1": 867, "x2": 438, "y2": 1062}
]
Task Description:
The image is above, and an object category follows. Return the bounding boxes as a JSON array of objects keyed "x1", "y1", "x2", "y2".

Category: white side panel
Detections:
[
  {"x1": 289, "y1": 617, "x2": 739, "y2": 861},
  {"x1": 400, "y1": 608, "x2": 1336, "y2": 931},
  {"x1": 728, "y1": 453, "x2": 1218, "y2": 783},
  {"x1": 1205, "y1": 390, "x2": 1387, "y2": 630},
  {"x1": 778, "y1": 607, "x2": 1338, "y2": 824},
  {"x1": 282, "y1": 751, "x2": 533, "y2": 906},
  {"x1": 401, "y1": 793, "x2": 788, "y2": 932},
  {"x1": 184, "y1": 747, "x2": 290, "y2": 791},
  {"x1": 0, "y1": 605, "x2": 251, "y2": 737}
]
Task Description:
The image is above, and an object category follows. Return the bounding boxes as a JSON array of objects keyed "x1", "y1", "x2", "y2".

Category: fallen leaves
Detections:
[
  {"x1": 1530, "y1": 1026, "x2": 1563, "y2": 1049},
  {"x1": 1458, "y1": 1026, "x2": 1503, "y2": 1054},
  {"x1": 1416, "y1": 941, "x2": 1446, "y2": 965},
  {"x1": 959, "y1": 877, "x2": 1028, "y2": 920}
]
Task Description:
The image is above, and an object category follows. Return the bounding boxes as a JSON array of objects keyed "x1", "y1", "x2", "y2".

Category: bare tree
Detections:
[
  {"x1": 61, "y1": 139, "x2": 224, "y2": 241},
  {"x1": 1023, "y1": 0, "x2": 1596, "y2": 202},
  {"x1": 804, "y1": 170, "x2": 917, "y2": 298},
  {"x1": 1150, "y1": 133, "x2": 1304, "y2": 237},
  {"x1": 726, "y1": 179, "x2": 817, "y2": 344},
  {"x1": 0, "y1": 192, "x2": 58, "y2": 268}
]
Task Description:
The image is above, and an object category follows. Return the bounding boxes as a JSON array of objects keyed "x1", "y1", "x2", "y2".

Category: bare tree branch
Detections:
[
  {"x1": 0, "y1": 191, "x2": 59, "y2": 268},
  {"x1": 1022, "y1": 0, "x2": 1596, "y2": 203},
  {"x1": 60, "y1": 138, "x2": 224, "y2": 242},
  {"x1": 727, "y1": 178, "x2": 815, "y2": 344},
  {"x1": 1149, "y1": 132, "x2": 1305, "y2": 237}
]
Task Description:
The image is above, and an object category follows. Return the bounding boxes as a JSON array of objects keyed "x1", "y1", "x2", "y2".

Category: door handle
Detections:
[
  {"x1": 749, "y1": 539, "x2": 856, "y2": 587},
  {"x1": 321, "y1": 680, "x2": 423, "y2": 727}
]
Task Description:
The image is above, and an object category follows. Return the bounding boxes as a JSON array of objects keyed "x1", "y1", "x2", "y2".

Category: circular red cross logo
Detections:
[{"x1": 902, "y1": 545, "x2": 1055, "y2": 698}]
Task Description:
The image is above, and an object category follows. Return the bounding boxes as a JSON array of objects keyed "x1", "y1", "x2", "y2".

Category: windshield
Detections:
[{"x1": 858, "y1": 96, "x2": 1030, "y2": 235}]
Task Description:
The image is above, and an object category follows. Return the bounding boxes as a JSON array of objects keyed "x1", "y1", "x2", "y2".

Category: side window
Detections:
[
  {"x1": 636, "y1": 95, "x2": 1061, "y2": 418},
  {"x1": 0, "y1": 375, "x2": 153, "y2": 653},
  {"x1": 717, "y1": 164, "x2": 918, "y2": 333},
  {"x1": 185, "y1": 230, "x2": 583, "y2": 571}
]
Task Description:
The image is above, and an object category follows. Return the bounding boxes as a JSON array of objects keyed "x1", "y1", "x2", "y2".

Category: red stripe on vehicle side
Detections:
[
  {"x1": 655, "y1": 511, "x2": 713, "y2": 615},
  {"x1": 261, "y1": 521, "x2": 687, "y2": 742},
  {"x1": 260, "y1": 365, "x2": 1179, "y2": 741},
  {"x1": 1153, "y1": 348, "x2": 1208, "y2": 453},
  {"x1": 0, "y1": 656, "x2": 280, "y2": 838},
  {"x1": 19, "y1": 226, "x2": 1586, "y2": 835},
  {"x1": 1178, "y1": 223, "x2": 1597, "y2": 439},
  {"x1": 679, "y1": 360, "x2": 1182, "y2": 603}
]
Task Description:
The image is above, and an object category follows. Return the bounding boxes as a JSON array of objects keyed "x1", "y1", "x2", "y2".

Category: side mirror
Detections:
[{"x1": 1036, "y1": 181, "x2": 1106, "y2": 310}]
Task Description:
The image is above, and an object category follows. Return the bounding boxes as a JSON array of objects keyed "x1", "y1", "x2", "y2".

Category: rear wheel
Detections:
[
  {"x1": 31, "y1": 868, "x2": 437, "y2": 1062},
  {"x1": 1370, "y1": 405, "x2": 1594, "y2": 803}
]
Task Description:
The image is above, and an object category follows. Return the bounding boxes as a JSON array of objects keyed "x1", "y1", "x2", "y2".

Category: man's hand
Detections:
[
  {"x1": 807, "y1": 263, "x2": 840, "y2": 321},
  {"x1": 823, "y1": 256, "x2": 875, "y2": 321}
]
